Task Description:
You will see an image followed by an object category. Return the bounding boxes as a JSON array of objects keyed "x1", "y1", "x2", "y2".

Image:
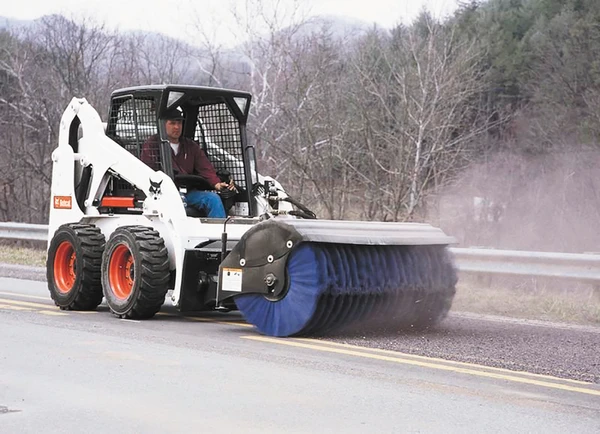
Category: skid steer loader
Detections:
[{"x1": 46, "y1": 84, "x2": 457, "y2": 337}]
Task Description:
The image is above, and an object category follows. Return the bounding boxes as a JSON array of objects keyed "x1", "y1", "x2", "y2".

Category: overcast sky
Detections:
[{"x1": 0, "y1": 0, "x2": 461, "y2": 46}]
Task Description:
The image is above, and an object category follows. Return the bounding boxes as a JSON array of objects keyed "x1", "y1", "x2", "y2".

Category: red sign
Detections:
[{"x1": 53, "y1": 196, "x2": 72, "y2": 209}]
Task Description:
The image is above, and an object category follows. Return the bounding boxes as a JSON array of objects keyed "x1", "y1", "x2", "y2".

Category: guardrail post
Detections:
[{"x1": 584, "y1": 253, "x2": 600, "y2": 302}]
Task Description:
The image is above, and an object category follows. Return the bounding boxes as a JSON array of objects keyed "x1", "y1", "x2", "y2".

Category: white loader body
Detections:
[{"x1": 50, "y1": 97, "x2": 286, "y2": 307}]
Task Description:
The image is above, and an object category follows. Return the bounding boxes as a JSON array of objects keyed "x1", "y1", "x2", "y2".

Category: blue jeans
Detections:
[{"x1": 185, "y1": 190, "x2": 226, "y2": 218}]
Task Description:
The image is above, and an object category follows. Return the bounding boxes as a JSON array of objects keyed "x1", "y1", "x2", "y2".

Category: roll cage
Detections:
[{"x1": 104, "y1": 85, "x2": 257, "y2": 217}]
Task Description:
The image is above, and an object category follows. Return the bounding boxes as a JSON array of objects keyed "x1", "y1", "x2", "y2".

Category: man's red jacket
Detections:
[{"x1": 140, "y1": 135, "x2": 221, "y2": 186}]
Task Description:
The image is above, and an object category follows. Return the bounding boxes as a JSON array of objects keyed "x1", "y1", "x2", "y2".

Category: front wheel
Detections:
[
  {"x1": 46, "y1": 223, "x2": 105, "y2": 310},
  {"x1": 101, "y1": 226, "x2": 170, "y2": 319}
]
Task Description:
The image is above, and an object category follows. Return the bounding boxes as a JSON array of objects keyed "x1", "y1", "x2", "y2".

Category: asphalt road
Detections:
[
  {"x1": 327, "y1": 312, "x2": 600, "y2": 384},
  {"x1": 0, "y1": 276, "x2": 599, "y2": 433},
  {"x1": 5, "y1": 264, "x2": 599, "y2": 383}
]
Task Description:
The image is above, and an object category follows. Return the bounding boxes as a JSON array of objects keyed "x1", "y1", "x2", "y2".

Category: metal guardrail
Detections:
[
  {"x1": 450, "y1": 248, "x2": 600, "y2": 284},
  {"x1": 0, "y1": 222, "x2": 599, "y2": 283},
  {"x1": 0, "y1": 222, "x2": 49, "y2": 242}
]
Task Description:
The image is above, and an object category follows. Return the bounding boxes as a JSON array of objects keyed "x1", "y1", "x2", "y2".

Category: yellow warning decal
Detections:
[{"x1": 222, "y1": 268, "x2": 243, "y2": 292}]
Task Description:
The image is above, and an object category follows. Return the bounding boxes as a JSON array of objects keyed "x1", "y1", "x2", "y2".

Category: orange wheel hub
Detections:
[
  {"x1": 109, "y1": 244, "x2": 135, "y2": 300},
  {"x1": 54, "y1": 241, "x2": 76, "y2": 293}
]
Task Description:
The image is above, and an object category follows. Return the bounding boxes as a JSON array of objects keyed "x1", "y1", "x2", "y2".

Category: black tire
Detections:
[
  {"x1": 101, "y1": 226, "x2": 170, "y2": 319},
  {"x1": 46, "y1": 223, "x2": 105, "y2": 310}
]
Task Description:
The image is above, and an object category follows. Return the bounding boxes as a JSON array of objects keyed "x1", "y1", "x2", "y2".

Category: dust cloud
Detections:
[{"x1": 428, "y1": 151, "x2": 600, "y2": 253}]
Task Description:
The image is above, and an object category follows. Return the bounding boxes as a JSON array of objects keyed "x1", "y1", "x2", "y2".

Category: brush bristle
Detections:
[{"x1": 234, "y1": 242, "x2": 457, "y2": 337}]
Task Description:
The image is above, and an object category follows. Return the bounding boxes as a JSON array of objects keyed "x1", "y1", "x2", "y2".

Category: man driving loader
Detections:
[{"x1": 140, "y1": 107, "x2": 235, "y2": 217}]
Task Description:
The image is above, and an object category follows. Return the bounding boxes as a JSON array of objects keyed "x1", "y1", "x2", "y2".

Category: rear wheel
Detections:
[
  {"x1": 46, "y1": 223, "x2": 105, "y2": 310},
  {"x1": 101, "y1": 226, "x2": 170, "y2": 319}
]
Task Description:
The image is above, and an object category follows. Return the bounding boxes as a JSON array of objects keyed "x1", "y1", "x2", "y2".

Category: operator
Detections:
[{"x1": 140, "y1": 107, "x2": 235, "y2": 218}]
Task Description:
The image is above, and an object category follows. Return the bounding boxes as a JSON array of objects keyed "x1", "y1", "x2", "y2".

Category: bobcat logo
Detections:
[{"x1": 149, "y1": 178, "x2": 162, "y2": 197}]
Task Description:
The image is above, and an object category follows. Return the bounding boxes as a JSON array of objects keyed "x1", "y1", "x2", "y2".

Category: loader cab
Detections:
[{"x1": 105, "y1": 85, "x2": 258, "y2": 217}]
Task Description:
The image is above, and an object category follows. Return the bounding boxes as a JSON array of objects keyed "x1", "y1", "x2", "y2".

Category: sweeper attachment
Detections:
[
  {"x1": 220, "y1": 219, "x2": 456, "y2": 336},
  {"x1": 46, "y1": 84, "x2": 457, "y2": 337}
]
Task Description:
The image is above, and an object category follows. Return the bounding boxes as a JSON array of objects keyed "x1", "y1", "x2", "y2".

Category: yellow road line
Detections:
[
  {"x1": 0, "y1": 302, "x2": 68, "y2": 316},
  {"x1": 0, "y1": 297, "x2": 103, "y2": 316},
  {"x1": 38, "y1": 310, "x2": 69, "y2": 316},
  {"x1": 0, "y1": 297, "x2": 75, "y2": 316},
  {"x1": 0, "y1": 298, "x2": 54, "y2": 309},
  {"x1": 242, "y1": 335, "x2": 600, "y2": 397},
  {"x1": 0, "y1": 291, "x2": 50, "y2": 301},
  {"x1": 0, "y1": 297, "x2": 250, "y2": 325},
  {"x1": 0, "y1": 303, "x2": 34, "y2": 311},
  {"x1": 296, "y1": 338, "x2": 592, "y2": 386}
]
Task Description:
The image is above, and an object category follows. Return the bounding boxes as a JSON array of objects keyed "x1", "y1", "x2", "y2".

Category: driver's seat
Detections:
[{"x1": 185, "y1": 204, "x2": 207, "y2": 217}]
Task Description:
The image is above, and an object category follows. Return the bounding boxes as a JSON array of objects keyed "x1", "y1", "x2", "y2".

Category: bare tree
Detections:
[
  {"x1": 260, "y1": 25, "x2": 360, "y2": 219},
  {"x1": 34, "y1": 15, "x2": 119, "y2": 106},
  {"x1": 348, "y1": 14, "x2": 490, "y2": 221},
  {"x1": 124, "y1": 32, "x2": 195, "y2": 85},
  {"x1": 0, "y1": 32, "x2": 57, "y2": 222},
  {"x1": 0, "y1": 16, "x2": 121, "y2": 222}
]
